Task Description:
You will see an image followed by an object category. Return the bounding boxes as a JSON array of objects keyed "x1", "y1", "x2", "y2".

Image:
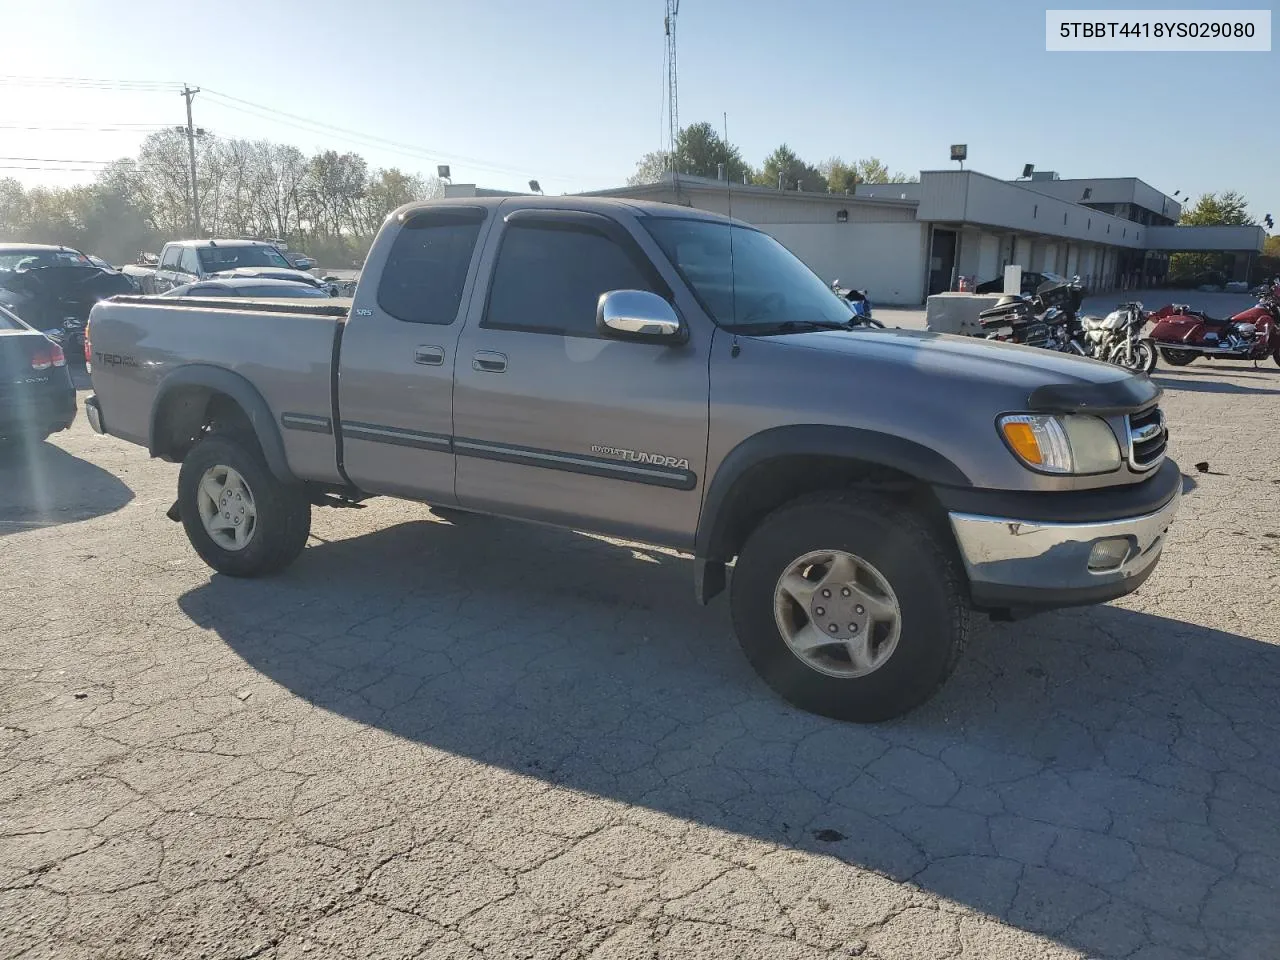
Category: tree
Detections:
[
  {"x1": 821, "y1": 158, "x2": 860, "y2": 194},
  {"x1": 821, "y1": 156, "x2": 918, "y2": 192},
  {"x1": 627, "y1": 150, "x2": 670, "y2": 187},
  {"x1": 674, "y1": 122, "x2": 751, "y2": 182},
  {"x1": 755, "y1": 144, "x2": 825, "y2": 192},
  {"x1": 1178, "y1": 191, "x2": 1254, "y2": 227},
  {"x1": 1265, "y1": 234, "x2": 1280, "y2": 258},
  {"x1": 626, "y1": 122, "x2": 752, "y2": 186},
  {"x1": 1170, "y1": 191, "x2": 1256, "y2": 280}
]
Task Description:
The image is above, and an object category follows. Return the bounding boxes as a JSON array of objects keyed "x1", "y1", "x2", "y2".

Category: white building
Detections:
[{"x1": 445, "y1": 171, "x2": 1266, "y2": 306}]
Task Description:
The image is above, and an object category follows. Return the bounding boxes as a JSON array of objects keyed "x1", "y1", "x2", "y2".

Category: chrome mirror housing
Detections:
[{"x1": 596, "y1": 290, "x2": 685, "y2": 343}]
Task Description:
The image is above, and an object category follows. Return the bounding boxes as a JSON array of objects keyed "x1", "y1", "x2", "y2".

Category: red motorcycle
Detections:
[{"x1": 1149, "y1": 279, "x2": 1280, "y2": 368}]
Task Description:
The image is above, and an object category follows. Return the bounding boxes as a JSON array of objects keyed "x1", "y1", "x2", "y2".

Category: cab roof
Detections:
[{"x1": 389, "y1": 195, "x2": 740, "y2": 228}]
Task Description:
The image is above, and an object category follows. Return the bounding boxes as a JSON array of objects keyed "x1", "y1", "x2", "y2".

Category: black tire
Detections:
[
  {"x1": 177, "y1": 434, "x2": 311, "y2": 577},
  {"x1": 1138, "y1": 339, "x2": 1158, "y2": 374},
  {"x1": 730, "y1": 492, "x2": 969, "y2": 723},
  {"x1": 1160, "y1": 348, "x2": 1196, "y2": 367}
]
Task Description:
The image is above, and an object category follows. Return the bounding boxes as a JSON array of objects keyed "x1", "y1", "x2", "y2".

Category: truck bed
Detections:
[{"x1": 88, "y1": 295, "x2": 349, "y2": 484}]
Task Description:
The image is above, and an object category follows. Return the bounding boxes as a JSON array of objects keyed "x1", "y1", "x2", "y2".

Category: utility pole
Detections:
[
  {"x1": 664, "y1": 0, "x2": 679, "y2": 200},
  {"x1": 181, "y1": 85, "x2": 201, "y2": 236}
]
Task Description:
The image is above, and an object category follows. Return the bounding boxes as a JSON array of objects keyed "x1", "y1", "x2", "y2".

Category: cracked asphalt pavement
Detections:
[{"x1": 2, "y1": 357, "x2": 1279, "y2": 960}]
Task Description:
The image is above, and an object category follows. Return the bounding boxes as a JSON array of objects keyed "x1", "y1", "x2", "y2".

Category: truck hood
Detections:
[{"x1": 755, "y1": 327, "x2": 1158, "y2": 413}]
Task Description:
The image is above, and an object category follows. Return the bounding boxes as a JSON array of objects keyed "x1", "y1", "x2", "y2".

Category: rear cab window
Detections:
[
  {"x1": 482, "y1": 214, "x2": 666, "y2": 337},
  {"x1": 376, "y1": 207, "x2": 486, "y2": 324}
]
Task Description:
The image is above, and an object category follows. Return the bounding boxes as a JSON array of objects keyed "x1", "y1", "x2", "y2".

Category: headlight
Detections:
[{"x1": 998, "y1": 414, "x2": 1121, "y2": 474}]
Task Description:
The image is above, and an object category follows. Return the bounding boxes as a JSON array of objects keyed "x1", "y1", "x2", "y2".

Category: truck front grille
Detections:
[{"x1": 1126, "y1": 405, "x2": 1167, "y2": 471}]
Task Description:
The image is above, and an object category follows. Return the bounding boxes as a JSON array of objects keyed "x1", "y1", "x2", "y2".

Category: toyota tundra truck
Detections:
[{"x1": 83, "y1": 197, "x2": 1180, "y2": 722}]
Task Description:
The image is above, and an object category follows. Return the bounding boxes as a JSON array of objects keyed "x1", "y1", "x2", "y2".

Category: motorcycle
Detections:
[
  {"x1": 1077, "y1": 302, "x2": 1158, "y2": 373},
  {"x1": 1148, "y1": 279, "x2": 1280, "y2": 368},
  {"x1": 830, "y1": 279, "x2": 880, "y2": 325},
  {"x1": 979, "y1": 275, "x2": 1158, "y2": 374},
  {"x1": 977, "y1": 274, "x2": 1084, "y2": 351}
]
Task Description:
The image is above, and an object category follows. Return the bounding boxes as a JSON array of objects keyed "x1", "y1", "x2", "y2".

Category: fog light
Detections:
[{"x1": 1088, "y1": 538, "x2": 1131, "y2": 572}]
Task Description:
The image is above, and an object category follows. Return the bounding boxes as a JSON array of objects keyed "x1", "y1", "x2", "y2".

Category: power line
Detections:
[
  {"x1": 0, "y1": 74, "x2": 613, "y2": 186},
  {"x1": 0, "y1": 75, "x2": 180, "y2": 91},
  {"x1": 200, "y1": 88, "x2": 594, "y2": 183},
  {"x1": 0, "y1": 156, "x2": 115, "y2": 165},
  {"x1": 0, "y1": 165, "x2": 113, "y2": 172},
  {"x1": 0, "y1": 123, "x2": 170, "y2": 131}
]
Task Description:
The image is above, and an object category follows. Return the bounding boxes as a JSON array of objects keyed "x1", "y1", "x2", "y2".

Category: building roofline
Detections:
[{"x1": 582, "y1": 173, "x2": 919, "y2": 208}]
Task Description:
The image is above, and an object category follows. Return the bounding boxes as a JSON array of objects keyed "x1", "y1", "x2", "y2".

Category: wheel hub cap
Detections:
[
  {"x1": 196, "y1": 464, "x2": 257, "y2": 552},
  {"x1": 773, "y1": 549, "x2": 902, "y2": 679}
]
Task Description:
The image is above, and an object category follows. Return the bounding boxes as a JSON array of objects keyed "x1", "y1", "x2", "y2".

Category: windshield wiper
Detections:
[{"x1": 725, "y1": 319, "x2": 857, "y2": 335}]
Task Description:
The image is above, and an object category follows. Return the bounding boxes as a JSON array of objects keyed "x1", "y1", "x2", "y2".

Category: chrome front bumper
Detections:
[{"x1": 949, "y1": 483, "x2": 1181, "y2": 609}]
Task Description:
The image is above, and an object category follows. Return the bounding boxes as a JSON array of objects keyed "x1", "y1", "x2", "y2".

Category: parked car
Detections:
[
  {"x1": 85, "y1": 197, "x2": 1180, "y2": 722},
  {"x1": 0, "y1": 303, "x2": 75, "y2": 445},
  {"x1": 149, "y1": 240, "x2": 335, "y2": 295},
  {"x1": 160, "y1": 278, "x2": 336, "y2": 299},
  {"x1": 0, "y1": 243, "x2": 135, "y2": 359}
]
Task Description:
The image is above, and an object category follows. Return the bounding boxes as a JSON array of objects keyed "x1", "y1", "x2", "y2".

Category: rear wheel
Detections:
[
  {"x1": 1160, "y1": 348, "x2": 1196, "y2": 367},
  {"x1": 730, "y1": 492, "x2": 969, "y2": 723},
  {"x1": 177, "y1": 434, "x2": 311, "y2": 577}
]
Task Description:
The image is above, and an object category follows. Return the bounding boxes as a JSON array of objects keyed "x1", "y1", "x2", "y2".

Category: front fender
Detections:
[
  {"x1": 150, "y1": 364, "x2": 296, "y2": 483},
  {"x1": 695, "y1": 424, "x2": 971, "y2": 563}
]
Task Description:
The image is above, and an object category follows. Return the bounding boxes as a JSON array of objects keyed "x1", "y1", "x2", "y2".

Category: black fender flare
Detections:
[
  {"x1": 692, "y1": 425, "x2": 971, "y2": 602},
  {"x1": 149, "y1": 364, "x2": 296, "y2": 483}
]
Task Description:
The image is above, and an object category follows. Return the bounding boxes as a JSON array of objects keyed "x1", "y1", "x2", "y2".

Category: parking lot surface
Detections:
[{"x1": 3, "y1": 337, "x2": 1280, "y2": 959}]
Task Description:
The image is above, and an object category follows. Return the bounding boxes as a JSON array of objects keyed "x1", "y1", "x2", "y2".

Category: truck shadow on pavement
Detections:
[
  {"x1": 0, "y1": 437, "x2": 133, "y2": 537},
  {"x1": 1154, "y1": 372, "x2": 1280, "y2": 397},
  {"x1": 179, "y1": 516, "x2": 1280, "y2": 959}
]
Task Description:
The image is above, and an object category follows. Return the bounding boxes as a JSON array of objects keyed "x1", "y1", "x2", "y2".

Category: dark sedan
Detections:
[{"x1": 0, "y1": 304, "x2": 76, "y2": 445}]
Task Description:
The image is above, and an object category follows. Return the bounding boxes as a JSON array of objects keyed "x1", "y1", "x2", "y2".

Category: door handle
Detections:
[
  {"x1": 414, "y1": 345, "x2": 445, "y2": 366},
  {"x1": 472, "y1": 350, "x2": 508, "y2": 373}
]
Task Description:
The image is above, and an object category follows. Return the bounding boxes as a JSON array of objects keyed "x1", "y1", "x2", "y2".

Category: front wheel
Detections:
[
  {"x1": 1116, "y1": 339, "x2": 1156, "y2": 374},
  {"x1": 1136, "y1": 339, "x2": 1158, "y2": 374},
  {"x1": 1160, "y1": 347, "x2": 1196, "y2": 367},
  {"x1": 177, "y1": 434, "x2": 311, "y2": 577},
  {"x1": 730, "y1": 492, "x2": 969, "y2": 723}
]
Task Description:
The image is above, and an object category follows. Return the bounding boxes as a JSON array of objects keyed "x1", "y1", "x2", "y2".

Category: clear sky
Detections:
[{"x1": 1, "y1": 0, "x2": 1276, "y2": 220}]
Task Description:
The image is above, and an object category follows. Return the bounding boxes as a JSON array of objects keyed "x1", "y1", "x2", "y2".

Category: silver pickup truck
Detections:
[{"x1": 84, "y1": 197, "x2": 1181, "y2": 722}]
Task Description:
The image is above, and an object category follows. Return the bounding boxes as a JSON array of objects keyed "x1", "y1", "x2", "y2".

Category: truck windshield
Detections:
[
  {"x1": 642, "y1": 218, "x2": 854, "y2": 330},
  {"x1": 198, "y1": 246, "x2": 293, "y2": 271}
]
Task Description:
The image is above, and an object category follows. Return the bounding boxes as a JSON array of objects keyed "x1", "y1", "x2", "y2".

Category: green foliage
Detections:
[
  {"x1": 1169, "y1": 191, "x2": 1255, "y2": 281},
  {"x1": 819, "y1": 156, "x2": 918, "y2": 193},
  {"x1": 627, "y1": 151, "x2": 671, "y2": 187},
  {"x1": 626, "y1": 121, "x2": 753, "y2": 186},
  {"x1": 1178, "y1": 191, "x2": 1254, "y2": 227},
  {"x1": 754, "y1": 144, "x2": 826, "y2": 192}
]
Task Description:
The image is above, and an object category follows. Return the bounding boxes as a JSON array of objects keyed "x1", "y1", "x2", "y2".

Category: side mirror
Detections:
[{"x1": 596, "y1": 290, "x2": 685, "y2": 343}]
